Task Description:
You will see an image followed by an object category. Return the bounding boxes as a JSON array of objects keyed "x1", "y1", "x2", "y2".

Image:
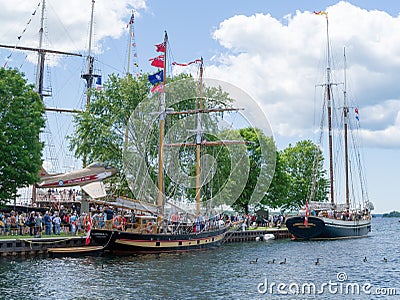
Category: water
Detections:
[{"x1": 0, "y1": 218, "x2": 398, "y2": 299}]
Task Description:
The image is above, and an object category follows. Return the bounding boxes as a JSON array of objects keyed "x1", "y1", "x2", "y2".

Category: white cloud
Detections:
[
  {"x1": 0, "y1": 0, "x2": 146, "y2": 58},
  {"x1": 207, "y1": 1, "x2": 400, "y2": 148}
]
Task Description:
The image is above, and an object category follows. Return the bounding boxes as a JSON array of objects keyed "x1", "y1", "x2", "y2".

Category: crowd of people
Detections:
[
  {"x1": 0, "y1": 205, "x2": 287, "y2": 237},
  {"x1": 0, "y1": 208, "x2": 89, "y2": 237}
]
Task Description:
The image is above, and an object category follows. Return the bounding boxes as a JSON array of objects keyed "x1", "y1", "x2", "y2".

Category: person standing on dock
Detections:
[
  {"x1": 53, "y1": 212, "x2": 61, "y2": 235},
  {"x1": 44, "y1": 211, "x2": 52, "y2": 235}
]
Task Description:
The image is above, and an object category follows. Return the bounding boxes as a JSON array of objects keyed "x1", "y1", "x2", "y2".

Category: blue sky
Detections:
[{"x1": 1, "y1": 1, "x2": 399, "y2": 213}]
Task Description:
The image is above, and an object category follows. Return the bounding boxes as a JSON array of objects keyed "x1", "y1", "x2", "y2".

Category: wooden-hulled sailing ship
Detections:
[
  {"x1": 286, "y1": 12, "x2": 372, "y2": 240},
  {"x1": 89, "y1": 32, "x2": 244, "y2": 254}
]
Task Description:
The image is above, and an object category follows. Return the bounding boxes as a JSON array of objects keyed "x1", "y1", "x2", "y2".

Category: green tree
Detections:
[
  {"x1": 69, "y1": 73, "x2": 233, "y2": 199},
  {"x1": 229, "y1": 127, "x2": 276, "y2": 214},
  {"x1": 262, "y1": 150, "x2": 290, "y2": 209},
  {"x1": 279, "y1": 140, "x2": 328, "y2": 210},
  {"x1": 69, "y1": 73, "x2": 150, "y2": 197},
  {"x1": 0, "y1": 68, "x2": 45, "y2": 204}
]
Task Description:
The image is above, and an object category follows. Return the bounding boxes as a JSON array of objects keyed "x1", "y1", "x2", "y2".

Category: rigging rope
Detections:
[{"x1": 3, "y1": 1, "x2": 41, "y2": 68}]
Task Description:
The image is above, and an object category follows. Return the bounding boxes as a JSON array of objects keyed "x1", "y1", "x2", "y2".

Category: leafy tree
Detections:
[
  {"x1": 69, "y1": 73, "x2": 233, "y2": 199},
  {"x1": 69, "y1": 73, "x2": 150, "y2": 197},
  {"x1": 229, "y1": 127, "x2": 276, "y2": 214},
  {"x1": 0, "y1": 68, "x2": 45, "y2": 204},
  {"x1": 279, "y1": 140, "x2": 328, "y2": 210},
  {"x1": 262, "y1": 150, "x2": 290, "y2": 209}
]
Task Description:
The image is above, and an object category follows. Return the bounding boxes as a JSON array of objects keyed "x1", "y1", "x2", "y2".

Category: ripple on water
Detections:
[{"x1": 0, "y1": 218, "x2": 398, "y2": 299}]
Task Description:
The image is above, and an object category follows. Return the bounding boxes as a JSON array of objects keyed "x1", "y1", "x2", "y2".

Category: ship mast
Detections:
[
  {"x1": 80, "y1": 0, "x2": 99, "y2": 213},
  {"x1": 35, "y1": 0, "x2": 46, "y2": 100},
  {"x1": 157, "y1": 31, "x2": 168, "y2": 221},
  {"x1": 343, "y1": 48, "x2": 350, "y2": 210},
  {"x1": 0, "y1": 0, "x2": 81, "y2": 204},
  {"x1": 126, "y1": 11, "x2": 134, "y2": 76},
  {"x1": 324, "y1": 15, "x2": 335, "y2": 206},
  {"x1": 81, "y1": 0, "x2": 100, "y2": 108},
  {"x1": 195, "y1": 58, "x2": 204, "y2": 215}
]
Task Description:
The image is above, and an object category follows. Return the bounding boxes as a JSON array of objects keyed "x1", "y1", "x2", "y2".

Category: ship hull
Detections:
[
  {"x1": 90, "y1": 226, "x2": 228, "y2": 255},
  {"x1": 286, "y1": 216, "x2": 371, "y2": 240}
]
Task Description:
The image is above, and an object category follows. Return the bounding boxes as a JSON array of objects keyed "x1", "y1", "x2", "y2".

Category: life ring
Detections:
[
  {"x1": 146, "y1": 222, "x2": 153, "y2": 233},
  {"x1": 112, "y1": 216, "x2": 123, "y2": 230}
]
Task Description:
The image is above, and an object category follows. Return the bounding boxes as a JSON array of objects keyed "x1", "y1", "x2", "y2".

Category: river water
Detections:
[{"x1": 0, "y1": 217, "x2": 398, "y2": 299}]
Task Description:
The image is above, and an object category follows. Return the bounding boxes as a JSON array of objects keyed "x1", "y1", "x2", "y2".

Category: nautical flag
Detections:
[
  {"x1": 150, "y1": 83, "x2": 164, "y2": 93},
  {"x1": 148, "y1": 70, "x2": 163, "y2": 84},
  {"x1": 304, "y1": 202, "x2": 309, "y2": 227},
  {"x1": 96, "y1": 76, "x2": 102, "y2": 90},
  {"x1": 172, "y1": 59, "x2": 202, "y2": 66},
  {"x1": 126, "y1": 13, "x2": 134, "y2": 28},
  {"x1": 150, "y1": 58, "x2": 164, "y2": 68},
  {"x1": 155, "y1": 43, "x2": 166, "y2": 53},
  {"x1": 355, "y1": 107, "x2": 359, "y2": 121},
  {"x1": 314, "y1": 11, "x2": 328, "y2": 19}
]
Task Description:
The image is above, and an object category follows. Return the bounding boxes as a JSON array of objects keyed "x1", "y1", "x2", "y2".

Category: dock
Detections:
[
  {"x1": 0, "y1": 236, "x2": 87, "y2": 257},
  {"x1": 223, "y1": 228, "x2": 291, "y2": 243}
]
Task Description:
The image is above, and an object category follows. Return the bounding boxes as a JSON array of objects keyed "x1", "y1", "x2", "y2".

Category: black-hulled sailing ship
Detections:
[
  {"x1": 286, "y1": 12, "x2": 372, "y2": 240},
  {"x1": 90, "y1": 32, "x2": 242, "y2": 254}
]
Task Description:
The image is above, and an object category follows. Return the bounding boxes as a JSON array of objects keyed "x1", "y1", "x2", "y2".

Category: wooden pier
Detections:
[
  {"x1": 223, "y1": 228, "x2": 291, "y2": 243},
  {"x1": 0, "y1": 236, "x2": 86, "y2": 257}
]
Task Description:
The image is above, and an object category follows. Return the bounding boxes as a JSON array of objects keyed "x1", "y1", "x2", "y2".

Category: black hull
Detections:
[
  {"x1": 286, "y1": 216, "x2": 371, "y2": 240},
  {"x1": 90, "y1": 227, "x2": 228, "y2": 255}
]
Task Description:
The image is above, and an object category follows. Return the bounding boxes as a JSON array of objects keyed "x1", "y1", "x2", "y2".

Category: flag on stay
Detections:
[
  {"x1": 172, "y1": 59, "x2": 202, "y2": 66},
  {"x1": 150, "y1": 83, "x2": 164, "y2": 93},
  {"x1": 85, "y1": 214, "x2": 92, "y2": 245},
  {"x1": 148, "y1": 70, "x2": 163, "y2": 84},
  {"x1": 355, "y1": 107, "x2": 359, "y2": 121},
  {"x1": 155, "y1": 43, "x2": 166, "y2": 53},
  {"x1": 95, "y1": 76, "x2": 102, "y2": 90},
  {"x1": 126, "y1": 13, "x2": 134, "y2": 28},
  {"x1": 304, "y1": 202, "x2": 309, "y2": 226}
]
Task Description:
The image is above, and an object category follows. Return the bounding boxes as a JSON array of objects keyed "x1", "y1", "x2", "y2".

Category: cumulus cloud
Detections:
[
  {"x1": 0, "y1": 0, "x2": 146, "y2": 59},
  {"x1": 207, "y1": 1, "x2": 400, "y2": 148}
]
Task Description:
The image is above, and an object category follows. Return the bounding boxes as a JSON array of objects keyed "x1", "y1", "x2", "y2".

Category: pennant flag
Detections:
[
  {"x1": 155, "y1": 43, "x2": 166, "y2": 53},
  {"x1": 148, "y1": 70, "x2": 163, "y2": 84},
  {"x1": 126, "y1": 13, "x2": 134, "y2": 28},
  {"x1": 304, "y1": 202, "x2": 309, "y2": 227},
  {"x1": 95, "y1": 76, "x2": 102, "y2": 90},
  {"x1": 150, "y1": 83, "x2": 164, "y2": 93},
  {"x1": 172, "y1": 59, "x2": 202, "y2": 66},
  {"x1": 314, "y1": 11, "x2": 328, "y2": 18}
]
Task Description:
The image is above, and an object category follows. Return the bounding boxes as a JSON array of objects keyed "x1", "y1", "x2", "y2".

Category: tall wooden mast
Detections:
[
  {"x1": 324, "y1": 14, "x2": 335, "y2": 206},
  {"x1": 81, "y1": 0, "x2": 100, "y2": 108},
  {"x1": 0, "y1": 0, "x2": 81, "y2": 204},
  {"x1": 343, "y1": 48, "x2": 350, "y2": 209},
  {"x1": 157, "y1": 31, "x2": 168, "y2": 220},
  {"x1": 195, "y1": 58, "x2": 204, "y2": 215}
]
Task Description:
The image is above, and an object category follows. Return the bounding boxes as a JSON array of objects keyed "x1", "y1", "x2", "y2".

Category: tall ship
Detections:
[
  {"x1": 286, "y1": 12, "x2": 372, "y2": 240},
  {"x1": 89, "y1": 32, "x2": 246, "y2": 254}
]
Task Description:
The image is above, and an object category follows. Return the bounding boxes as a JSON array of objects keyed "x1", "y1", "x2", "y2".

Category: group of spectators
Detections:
[{"x1": 0, "y1": 208, "x2": 89, "y2": 237}]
